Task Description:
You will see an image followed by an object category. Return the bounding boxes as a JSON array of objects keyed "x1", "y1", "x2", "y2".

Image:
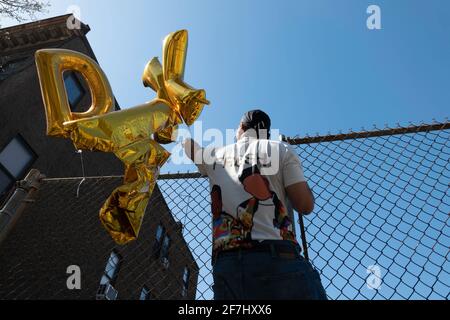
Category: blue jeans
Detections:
[{"x1": 212, "y1": 241, "x2": 328, "y2": 300}]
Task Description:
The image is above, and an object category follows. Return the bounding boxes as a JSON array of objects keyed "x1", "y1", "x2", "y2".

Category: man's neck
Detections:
[{"x1": 238, "y1": 131, "x2": 257, "y2": 141}]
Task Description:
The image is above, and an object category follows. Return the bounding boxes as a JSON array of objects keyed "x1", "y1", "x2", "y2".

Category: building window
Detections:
[
  {"x1": 152, "y1": 224, "x2": 171, "y2": 265},
  {"x1": 182, "y1": 267, "x2": 190, "y2": 297},
  {"x1": 160, "y1": 234, "x2": 171, "y2": 261},
  {"x1": 0, "y1": 56, "x2": 31, "y2": 80},
  {"x1": 64, "y1": 72, "x2": 85, "y2": 111},
  {"x1": 100, "y1": 251, "x2": 121, "y2": 286},
  {"x1": 156, "y1": 224, "x2": 164, "y2": 242},
  {"x1": 140, "y1": 286, "x2": 152, "y2": 300},
  {"x1": 153, "y1": 224, "x2": 165, "y2": 258},
  {"x1": 0, "y1": 135, "x2": 37, "y2": 196}
]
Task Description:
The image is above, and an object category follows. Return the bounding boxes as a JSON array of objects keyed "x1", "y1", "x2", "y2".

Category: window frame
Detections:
[
  {"x1": 139, "y1": 286, "x2": 152, "y2": 301},
  {"x1": 182, "y1": 266, "x2": 190, "y2": 297},
  {"x1": 152, "y1": 223, "x2": 166, "y2": 258},
  {"x1": 160, "y1": 234, "x2": 171, "y2": 261},
  {"x1": 63, "y1": 71, "x2": 86, "y2": 111},
  {"x1": 100, "y1": 251, "x2": 122, "y2": 286},
  {"x1": 0, "y1": 134, "x2": 37, "y2": 197}
]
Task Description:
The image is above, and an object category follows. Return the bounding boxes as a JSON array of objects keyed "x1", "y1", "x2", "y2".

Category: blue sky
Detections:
[
  {"x1": 158, "y1": 126, "x2": 449, "y2": 300},
  {"x1": 1, "y1": 0, "x2": 449, "y2": 300},
  {"x1": 3, "y1": 0, "x2": 449, "y2": 139},
  {"x1": 2, "y1": 0, "x2": 450, "y2": 173}
]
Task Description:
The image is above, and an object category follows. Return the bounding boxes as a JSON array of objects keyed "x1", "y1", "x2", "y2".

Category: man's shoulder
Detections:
[
  {"x1": 208, "y1": 139, "x2": 293, "y2": 159},
  {"x1": 202, "y1": 144, "x2": 230, "y2": 163},
  {"x1": 256, "y1": 139, "x2": 292, "y2": 154},
  {"x1": 235, "y1": 138, "x2": 288, "y2": 147}
]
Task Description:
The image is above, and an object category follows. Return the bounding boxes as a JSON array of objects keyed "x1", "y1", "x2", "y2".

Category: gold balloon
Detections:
[
  {"x1": 162, "y1": 30, "x2": 210, "y2": 125},
  {"x1": 64, "y1": 100, "x2": 176, "y2": 152},
  {"x1": 154, "y1": 125, "x2": 179, "y2": 145},
  {"x1": 102, "y1": 139, "x2": 171, "y2": 244},
  {"x1": 142, "y1": 57, "x2": 182, "y2": 144},
  {"x1": 35, "y1": 30, "x2": 209, "y2": 245},
  {"x1": 35, "y1": 49, "x2": 114, "y2": 137}
]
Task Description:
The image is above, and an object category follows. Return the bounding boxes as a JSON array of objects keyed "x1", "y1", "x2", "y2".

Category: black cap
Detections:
[{"x1": 241, "y1": 110, "x2": 271, "y2": 139}]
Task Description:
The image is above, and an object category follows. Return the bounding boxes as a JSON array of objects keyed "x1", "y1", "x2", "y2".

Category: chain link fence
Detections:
[
  {"x1": 284, "y1": 121, "x2": 449, "y2": 299},
  {"x1": 0, "y1": 121, "x2": 448, "y2": 300},
  {"x1": 157, "y1": 121, "x2": 450, "y2": 300}
]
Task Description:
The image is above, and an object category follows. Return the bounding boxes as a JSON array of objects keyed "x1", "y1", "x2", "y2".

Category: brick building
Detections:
[{"x1": 0, "y1": 15, "x2": 199, "y2": 300}]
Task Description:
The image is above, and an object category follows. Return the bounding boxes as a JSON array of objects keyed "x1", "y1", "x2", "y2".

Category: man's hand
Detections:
[
  {"x1": 286, "y1": 182, "x2": 315, "y2": 215},
  {"x1": 183, "y1": 138, "x2": 203, "y2": 165}
]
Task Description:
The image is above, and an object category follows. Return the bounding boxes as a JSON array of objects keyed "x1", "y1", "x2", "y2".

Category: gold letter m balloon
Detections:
[{"x1": 35, "y1": 30, "x2": 209, "y2": 245}]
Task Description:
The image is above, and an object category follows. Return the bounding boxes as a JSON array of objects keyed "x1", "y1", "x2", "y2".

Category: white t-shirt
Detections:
[{"x1": 197, "y1": 131, "x2": 307, "y2": 253}]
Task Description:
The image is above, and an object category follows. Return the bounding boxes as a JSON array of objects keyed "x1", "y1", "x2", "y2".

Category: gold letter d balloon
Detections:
[{"x1": 35, "y1": 30, "x2": 210, "y2": 245}]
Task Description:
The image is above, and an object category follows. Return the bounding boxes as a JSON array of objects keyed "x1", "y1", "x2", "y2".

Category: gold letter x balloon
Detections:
[{"x1": 35, "y1": 30, "x2": 210, "y2": 245}]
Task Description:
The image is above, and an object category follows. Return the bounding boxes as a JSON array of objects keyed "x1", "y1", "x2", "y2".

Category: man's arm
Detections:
[
  {"x1": 183, "y1": 138, "x2": 203, "y2": 164},
  {"x1": 282, "y1": 144, "x2": 315, "y2": 215},
  {"x1": 183, "y1": 139, "x2": 209, "y2": 177},
  {"x1": 286, "y1": 182, "x2": 315, "y2": 215}
]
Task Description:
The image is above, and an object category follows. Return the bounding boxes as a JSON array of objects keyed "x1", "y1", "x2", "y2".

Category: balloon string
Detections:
[{"x1": 76, "y1": 150, "x2": 86, "y2": 198}]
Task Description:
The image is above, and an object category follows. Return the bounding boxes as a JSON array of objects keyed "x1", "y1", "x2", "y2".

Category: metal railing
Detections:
[
  {"x1": 0, "y1": 121, "x2": 448, "y2": 300},
  {"x1": 158, "y1": 121, "x2": 449, "y2": 300}
]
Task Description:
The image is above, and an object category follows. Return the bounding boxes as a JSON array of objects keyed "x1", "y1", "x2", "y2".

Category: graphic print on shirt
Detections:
[
  {"x1": 236, "y1": 197, "x2": 258, "y2": 239},
  {"x1": 210, "y1": 139, "x2": 298, "y2": 254},
  {"x1": 211, "y1": 185, "x2": 250, "y2": 252},
  {"x1": 238, "y1": 164, "x2": 296, "y2": 242}
]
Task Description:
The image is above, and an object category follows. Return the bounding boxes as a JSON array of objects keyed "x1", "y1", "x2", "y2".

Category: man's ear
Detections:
[
  {"x1": 183, "y1": 139, "x2": 194, "y2": 160},
  {"x1": 236, "y1": 123, "x2": 245, "y2": 141}
]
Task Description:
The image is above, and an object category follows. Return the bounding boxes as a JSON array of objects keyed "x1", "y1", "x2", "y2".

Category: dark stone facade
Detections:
[
  {"x1": 0, "y1": 15, "x2": 199, "y2": 300},
  {"x1": 0, "y1": 15, "x2": 124, "y2": 183},
  {"x1": 0, "y1": 176, "x2": 199, "y2": 300}
]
